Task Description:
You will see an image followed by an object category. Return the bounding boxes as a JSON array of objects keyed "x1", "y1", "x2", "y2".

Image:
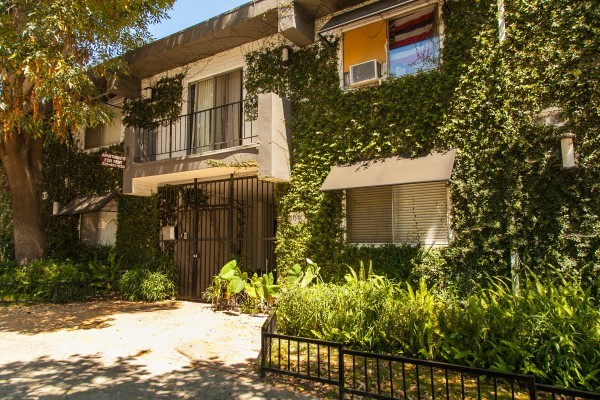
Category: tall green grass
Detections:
[
  {"x1": 119, "y1": 257, "x2": 177, "y2": 302},
  {"x1": 277, "y1": 269, "x2": 600, "y2": 391}
]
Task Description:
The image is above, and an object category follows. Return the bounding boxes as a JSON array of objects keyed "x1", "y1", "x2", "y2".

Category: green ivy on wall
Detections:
[
  {"x1": 41, "y1": 73, "x2": 184, "y2": 264},
  {"x1": 115, "y1": 194, "x2": 160, "y2": 266},
  {"x1": 0, "y1": 175, "x2": 14, "y2": 261},
  {"x1": 43, "y1": 136, "x2": 123, "y2": 258},
  {"x1": 244, "y1": 0, "x2": 599, "y2": 288},
  {"x1": 122, "y1": 73, "x2": 185, "y2": 129}
]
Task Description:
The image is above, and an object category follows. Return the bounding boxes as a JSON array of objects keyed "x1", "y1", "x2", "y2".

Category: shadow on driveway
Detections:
[
  {"x1": 0, "y1": 353, "x2": 312, "y2": 399},
  {"x1": 0, "y1": 301, "x2": 181, "y2": 334},
  {"x1": 0, "y1": 301, "x2": 318, "y2": 399}
]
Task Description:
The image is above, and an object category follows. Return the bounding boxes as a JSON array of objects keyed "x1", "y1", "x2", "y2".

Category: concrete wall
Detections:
[{"x1": 257, "y1": 93, "x2": 291, "y2": 182}]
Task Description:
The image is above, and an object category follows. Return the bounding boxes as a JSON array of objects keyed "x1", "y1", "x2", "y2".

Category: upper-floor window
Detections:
[
  {"x1": 85, "y1": 108, "x2": 122, "y2": 149},
  {"x1": 341, "y1": 4, "x2": 440, "y2": 87},
  {"x1": 188, "y1": 69, "x2": 242, "y2": 153}
]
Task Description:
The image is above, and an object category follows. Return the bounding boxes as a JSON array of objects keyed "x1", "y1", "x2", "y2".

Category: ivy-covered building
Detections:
[{"x1": 67, "y1": 0, "x2": 598, "y2": 298}]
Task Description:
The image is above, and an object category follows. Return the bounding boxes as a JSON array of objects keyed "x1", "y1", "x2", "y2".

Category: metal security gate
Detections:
[{"x1": 158, "y1": 176, "x2": 276, "y2": 300}]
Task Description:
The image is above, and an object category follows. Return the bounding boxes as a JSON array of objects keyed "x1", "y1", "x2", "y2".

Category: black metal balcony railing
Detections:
[{"x1": 134, "y1": 100, "x2": 255, "y2": 162}]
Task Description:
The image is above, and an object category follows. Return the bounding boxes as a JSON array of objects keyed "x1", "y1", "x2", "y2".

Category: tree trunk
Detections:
[{"x1": 0, "y1": 132, "x2": 45, "y2": 264}]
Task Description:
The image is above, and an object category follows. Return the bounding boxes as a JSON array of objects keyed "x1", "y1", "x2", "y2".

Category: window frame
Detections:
[
  {"x1": 79, "y1": 202, "x2": 118, "y2": 247},
  {"x1": 344, "y1": 181, "x2": 451, "y2": 247},
  {"x1": 338, "y1": 0, "x2": 443, "y2": 88},
  {"x1": 83, "y1": 105, "x2": 123, "y2": 150},
  {"x1": 186, "y1": 68, "x2": 244, "y2": 154}
]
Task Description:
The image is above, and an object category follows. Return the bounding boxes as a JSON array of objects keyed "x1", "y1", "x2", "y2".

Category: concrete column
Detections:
[
  {"x1": 257, "y1": 93, "x2": 292, "y2": 181},
  {"x1": 278, "y1": 2, "x2": 315, "y2": 47}
]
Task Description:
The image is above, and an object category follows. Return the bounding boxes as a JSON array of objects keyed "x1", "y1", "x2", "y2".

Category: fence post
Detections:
[
  {"x1": 338, "y1": 345, "x2": 344, "y2": 400},
  {"x1": 528, "y1": 376, "x2": 537, "y2": 400},
  {"x1": 260, "y1": 332, "x2": 266, "y2": 378}
]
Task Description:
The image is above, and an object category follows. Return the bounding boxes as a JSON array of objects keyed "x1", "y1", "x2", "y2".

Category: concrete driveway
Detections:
[{"x1": 0, "y1": 301, "x2": 316, "y2": 399}]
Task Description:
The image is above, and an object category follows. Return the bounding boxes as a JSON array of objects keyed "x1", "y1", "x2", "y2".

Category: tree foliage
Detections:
[
  {"x1": 0, "y1": 0, "x2": 173, "y2": 137},
  {"x1": 0, "y1": 0, "x2": 174, "y2": 263}
]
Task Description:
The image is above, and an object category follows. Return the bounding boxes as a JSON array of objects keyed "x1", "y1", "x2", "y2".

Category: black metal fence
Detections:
[
  {"x1": 261, "y1": 311, "x2": 600, "y2": 400},
  {"x1": 0, "y1": 280, "x2": 119, "y2": 304},
  {"x1": 134, "y1": 100, "x2": 256, "y2": 162}
]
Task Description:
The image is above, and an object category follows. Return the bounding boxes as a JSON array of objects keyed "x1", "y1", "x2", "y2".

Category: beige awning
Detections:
[{"x1": 321, "y1": 150, "x2": 456, "y2": 192}]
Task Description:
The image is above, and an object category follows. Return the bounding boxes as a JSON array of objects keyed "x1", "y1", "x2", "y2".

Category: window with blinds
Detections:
[
  {"x1": 347, "y1": 186, "x2": 393, "y2": 243},
  {"x1": 84, "y1": 109, "x2": 122, "y2": 150},
  {"x1": 346, "y1": 181, "x2": 449, "y2": 245}
]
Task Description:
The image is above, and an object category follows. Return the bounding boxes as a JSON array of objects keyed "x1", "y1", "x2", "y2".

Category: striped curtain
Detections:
[
  {"x1": 389, "y1": 6, "x2": 436, "y2": 49},
  {"x1": 388, "y1": 6, "x2": 439, "y2": 76}
]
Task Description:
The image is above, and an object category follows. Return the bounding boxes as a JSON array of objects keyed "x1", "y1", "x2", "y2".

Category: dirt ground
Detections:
[{"x1": 0, "y1": 300, "x2": 327, "y2": 399}]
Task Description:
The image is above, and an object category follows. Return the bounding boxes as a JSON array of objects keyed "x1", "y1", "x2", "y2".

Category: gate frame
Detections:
[{"x1": 158, "y1": 175, "x2": 277, "y2": 300}]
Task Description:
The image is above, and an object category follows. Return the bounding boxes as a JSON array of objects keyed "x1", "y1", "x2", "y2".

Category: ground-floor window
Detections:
[
  {"x1": 346, "y1": 181, "x2": 450, "y2": 246},
  {"x1": 80, "y1": 210, "x2": 117, "y2": 247}
]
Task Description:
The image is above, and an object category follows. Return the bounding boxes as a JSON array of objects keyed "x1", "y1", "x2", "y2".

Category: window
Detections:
[
  {"x1": 346, "y1": 182, "x2": 449, "y2": 245},
  {"x1": 80, "y1": 211, "x2": 117, "y2": 246},
  {"x1": 188, "y1": 69, "x2": 242, "y2": 153},
  {"x1": 342, "y1": 4, "x2": 440, "y2": 86},
  {"x1": 85, "y1": 109, "x2": 122, "y2": 149}
]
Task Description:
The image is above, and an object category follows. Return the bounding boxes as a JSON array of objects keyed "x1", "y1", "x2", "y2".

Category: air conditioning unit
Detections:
[{"x1": 349, "y1": 60, "x2": 381, "y2": 86}]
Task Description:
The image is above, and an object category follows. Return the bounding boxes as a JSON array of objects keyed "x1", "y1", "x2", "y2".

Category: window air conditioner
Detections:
[{"x1": 349, "y1": 60, "x2": 381, "y2": 86}]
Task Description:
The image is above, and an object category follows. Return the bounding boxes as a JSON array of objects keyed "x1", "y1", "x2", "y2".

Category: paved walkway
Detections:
[{"x1": 0, "y1": 301, "x2": 317, "y2": 399}]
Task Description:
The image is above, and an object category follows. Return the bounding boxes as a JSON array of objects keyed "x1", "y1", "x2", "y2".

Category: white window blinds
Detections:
[
  {"x1": 392, "y1": 182, "x2": 449, "y2": 245},
  {"x1": 347, "y1": 182, "x2": 449, "y2": 245},
  {"x1": 347, "y1": 186, "x2": 393, "y2": 243}
]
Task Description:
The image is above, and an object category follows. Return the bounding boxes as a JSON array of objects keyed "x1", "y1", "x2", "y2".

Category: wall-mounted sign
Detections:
[
  {"x1": 288, "y1": 211, "x2": 307, "y2": 226},
  {"x1": 161, "y1": 226, "x2": 175, "y2": 241},
  {"x1": 101, "y1": 153, "x2": 126, "y2": 169}
]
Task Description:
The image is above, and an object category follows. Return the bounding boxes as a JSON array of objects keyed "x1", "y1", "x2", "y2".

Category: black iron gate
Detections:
[{"x1": 158, "y1": 176, "x2": 276, "y2": 300}]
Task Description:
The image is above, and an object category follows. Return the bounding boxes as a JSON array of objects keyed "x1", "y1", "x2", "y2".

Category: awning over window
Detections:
[
  {"x1": 320, "y1": 150, "x2": 456, "y2": 192},
  {"x1": 319, "y1": 0, "x2": 417, "y2": 33},
  {"x1": 56, "y1": 192, "x2": 117, "y2": 216}
]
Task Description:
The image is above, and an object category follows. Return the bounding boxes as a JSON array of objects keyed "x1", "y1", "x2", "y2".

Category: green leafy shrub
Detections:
[
  {"x1": 437, "y1": 275, "x2": 600, "y2": 391},
  {"x1": 120, "y1": 269, "x2": 176, "y2": 302},
  {"x1": 119, "y1": 258, "x2": 177, "y2": 302},
  {"x1": 277, "y1": 266, "x2": 600, "y2": 391},
  {"x1": 339, "y1": 244, "x2": 450, "y2": 288},
  {"x1": 338, "y1": 244, "x2": 419, "y2": 282},
  {"x1": 203, "y1": 259, "x2": 279, "y2": 313},
  {"x1": 0, "y1": 257, "x2": 113, "y2": 302}
]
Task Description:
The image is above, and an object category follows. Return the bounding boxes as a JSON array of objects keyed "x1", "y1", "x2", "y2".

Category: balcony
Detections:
[
  {"x1": 123, "y1": 93, "x2": 291, "y2": 196},
  {"x1": 134, "y1": 100, "x2": 255, "y2": 162}
]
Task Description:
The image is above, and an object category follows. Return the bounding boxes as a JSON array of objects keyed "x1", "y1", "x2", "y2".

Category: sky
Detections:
[{"x1": 148, "y1": 0, "x2": 251, "y2": 40}]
